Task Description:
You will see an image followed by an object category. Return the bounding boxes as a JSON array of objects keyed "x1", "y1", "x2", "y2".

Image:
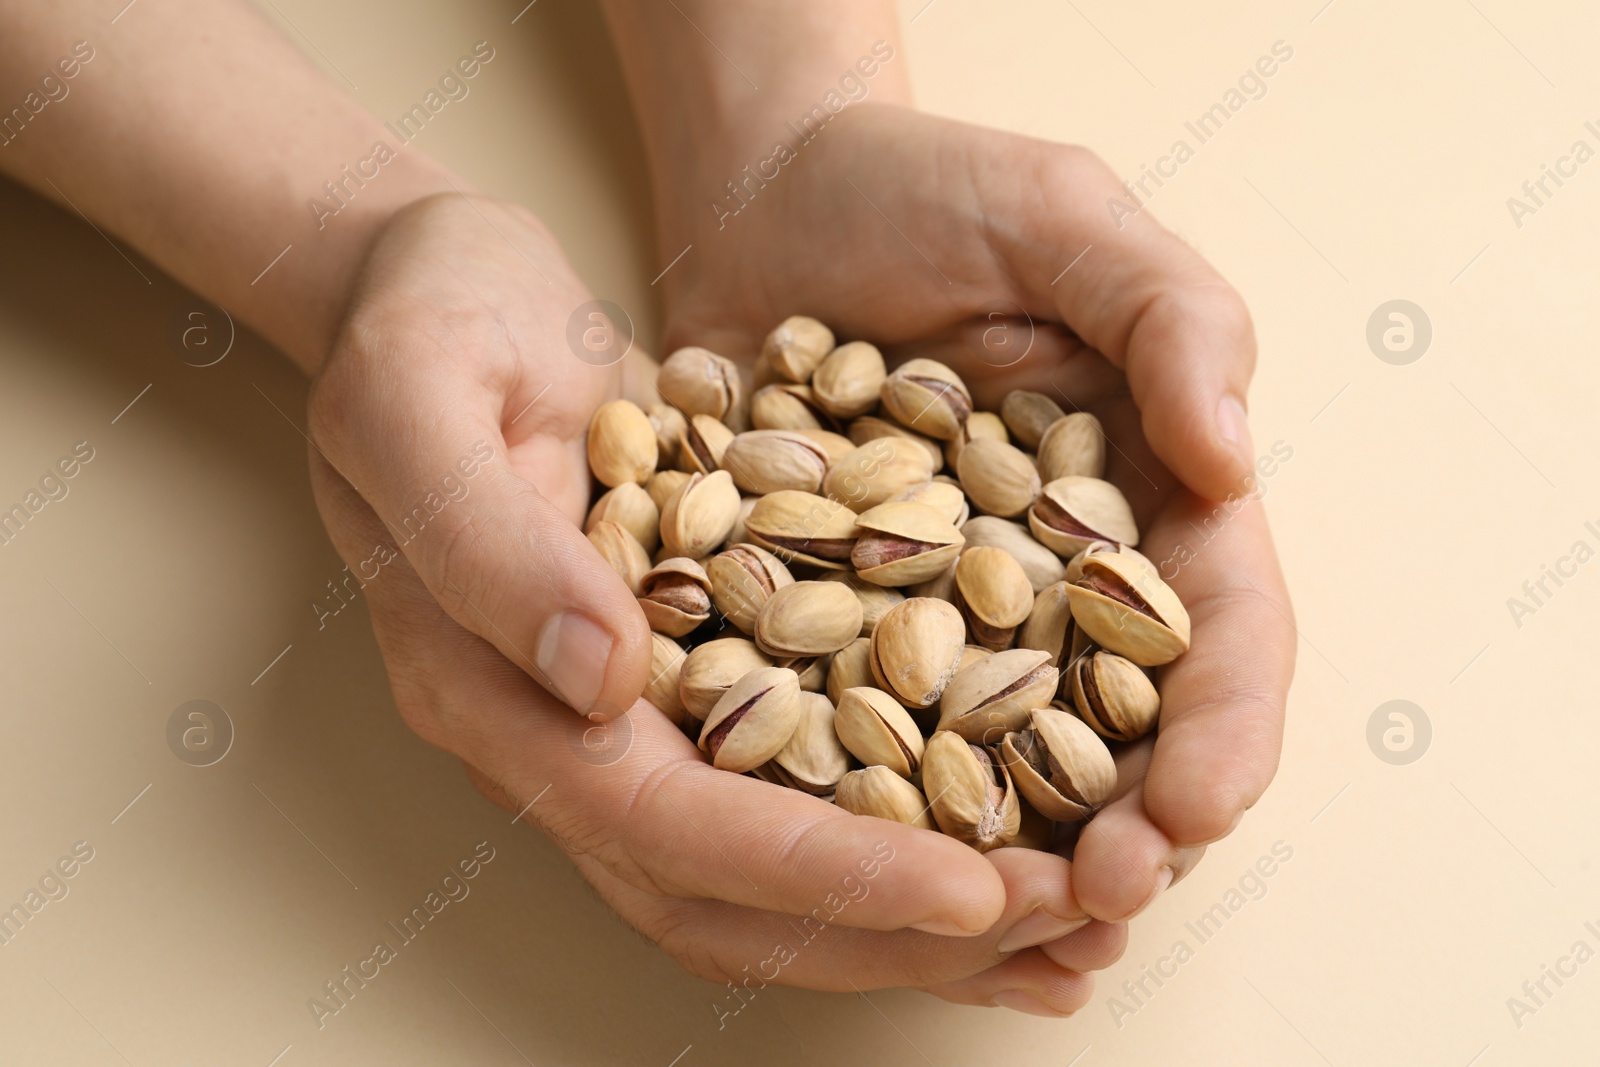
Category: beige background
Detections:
[{"x1": 2, "y1": 0, "x2": 1596, "y2": 1063}]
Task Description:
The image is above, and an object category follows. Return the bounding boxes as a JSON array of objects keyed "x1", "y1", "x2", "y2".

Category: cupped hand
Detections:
[
  {"x1": 304, "y1": 193, "x2": 1121, "y2": 1014},
  {"x1": 657, "y1": 103, "x2": 1297, "y2": 925}
]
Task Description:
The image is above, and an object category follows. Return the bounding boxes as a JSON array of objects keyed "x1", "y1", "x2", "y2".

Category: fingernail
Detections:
[
  {"x1": 991, "y1": 989, "x2": 1066, "y2": 1017},
  {"x1": 1217, "y1": 395, "x2": 1254, "y2": 468},
  {"x1": 535, "y1": 612, "x2": 613, "y2": 715},
  {"x1": 911, "y1": 917, "x2": 986, "y2": 938},
  {"x1": 997, "y1": 907, "x2": 1092, "y2": 953},
  {"x1": 1128, "y1": 865, "x2": 1175, "y2": 919}
]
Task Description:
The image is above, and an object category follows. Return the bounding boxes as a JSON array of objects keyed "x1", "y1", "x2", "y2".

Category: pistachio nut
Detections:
[
  {"x1": 1070, "y1": 650, "x2": 1161, "y2": 740},
  {"x1": 1016, "y1": 581, "x2": 1093, "y2": 673},
  {"x1": 658, "y1": 345, "x2": 741, "y2": 420},
  {"x1": 834, "y1": 766, "x2": 935, "y2": 829},
  {"x1": 644, "y1": 632, "x2": 689, "y2": 729},
  {"x1": 890, "y1": 479, "x2": 970, "y2": 528},
  {"x1": 646, "y1": 469, "x2": 692, "y2": 513},
  {"x1": 953, "y1": 546, "x2": 1034, "y2": 651},
  {"x1": 638, "y1": 557, "x2": 714, "y2": 637},
  {"x1": 678, "y1": 413, "x2": 736, "y2": 475},
  {"x1": 879, "y1": 358, "x2": 972, "y2": 441},
  {"x1": 1064, "y1": 540, "x2": 1121, "y2": 583},
  {"x1": 835, "y1": 686, "x2": 926, "y2": 778},
  {"x1": 937, "y1": 647, "x2": 1058, "y2": 744},
  {"x1": 957, "y1": 438, "x2": 1041, "y2": 519},
  {"x1": 846, "y1": 415, "x2": 945, "y2": 470},
  {"x1": 944, "y1": 410, "x2": 1009, "y2": 471},
  {"x1": 726, "y1": 495, "x2": 758, "y2": 548},
  {"x1": 587, "y1": 520, "x2": 651, "y2": 595},
  {"x1": 811, "y1": 341, "x2": 886, "y2": 419},
  {"x1": 905, "y1": 560, "x2": 957, "y2": 605},
  {"x1": 585, "y1": 481, "x2": 660, "y2": 554},
  {"x1": 646, "y1": 402, "x2": 687, "y2": 470},
  {"x1": 750, "y1": 383, "x2": 840, "y2": 433},
  {"x1": 958, "y1": 517, "x2": 1066, "y2": 593},
  {"x1": 1000, "y1": 390, "x2": 1067, "y2": 451},
  {"x1": 921, "y1": 731, "x2": 1020, "y2": 852},
  {"x1": 796, "y1": 427, "x2": 858, "y2": 467},
  {"x1": 958, "y1": 644, "x2": 993, "y2": 672},
  {"x1": 1000, "y1": 706, "x2": 1116, "y2": 821},
  {"x1": 1037, "y1": 411, "x2": 1107, "y2": 483},
  {"x1": 754, "y1": 580, "x2": 864, "y2": 657},
  {"x1": 721, "y1": 430, "x2": 830, "y2": 495},
  {"x1": 850, "y1": 501, "x2": 966, "y2": 586},
  {"x1": 762, "y1": 315, "x2": 835, "y2": 383},
  {"x1": 1066, "y1": 550, "x2": 1190, "y2": 665},
  {"x1": 660, "y1": 470, "x2": 741, "y2": 559},
  {"x1": 678, "y1": 638, "x2": 772, "y2": 722},
  {"x1": 586, "y1": 399, "x2": 658, "y2": 487},
  {"x1": 706, "y1": 543, "x2": 794, "y2": 635},
  {"x1": 744, "y1": 490, "x2": 859, "y2": 569},
  {"x1": 698, "y1": 666, "x2": 803, "y2": 772},
  {"x1": 1028, "y1": 476, "x2": 1140, "y2": 556},
  {"x1": 818, "y1": 571, "x2": 904, "y2": 636},
  {"x1": 868, "y1": 597, "x2": 966, "y2": 709},
  {"x1": 822, "y1": 437, "x2": 936, "y2": 511},
  {"x1": 768, "y1": 691, "x2": 850, "y2": 794},
  {"x1": 826, "y1": 637, "x2": 875, "y2": 704},
  {"x1": 779, "y1": 654, "x2": 831, "y2": 693}
]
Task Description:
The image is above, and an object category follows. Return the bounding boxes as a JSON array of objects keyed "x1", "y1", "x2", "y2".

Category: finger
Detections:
[
  {"x1": 883, "y1": 320, "x2": 1127, "y2": 415},
  {"x1": 924, "y1": 949, "x2": 1097, "y2": 1016},
  {"x1": 1038, "y1": 920, "x2": 1128, "y2": 974}
]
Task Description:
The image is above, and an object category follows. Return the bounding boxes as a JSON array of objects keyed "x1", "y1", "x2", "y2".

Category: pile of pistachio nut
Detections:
[{"x1": 584, "y1": 316, "x2": 1190, "y2": 852}]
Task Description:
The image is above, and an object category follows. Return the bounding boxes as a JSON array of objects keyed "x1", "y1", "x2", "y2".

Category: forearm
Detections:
[
  {"x1": 598, "y1": 0, "x2": 910, "y2": 247},
  {"x1": 0, "y1": 0, "x2": 460, "y2": 373}
]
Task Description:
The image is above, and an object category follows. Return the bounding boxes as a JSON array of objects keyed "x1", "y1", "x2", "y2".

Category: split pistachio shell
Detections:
[
  {"x1": 660, "y1": 470, "x2": 741, "y2": 559},
  {"x1": 744, "y1": 490, "x2": 859, "y2": 569},
  {"x1": 846, "y1": 415, "x2": 945, "y2": 469},
  {"x1": 706, "y1": 543, "x2": 794, "y2": 635},
  {"x1": 959, "y1": 517, "x2": 1065, "y2": 594},
  {"x1": 762, "y1": 316, "x2": 836, "y2": 383},
  {"x1": 879, "y1": 359, "x2": 972, "y2": 441},
  {"x1": 796, "y1": 428, "x2": 858, "y2": 466},
  {"x1": 1016, "y1": 581, "x2": 1092, "y2": 673},
  {"x1": 834, "y1": 766, "x2": 935, "y2": 829},
  {"x1": 922, "y1": 731, "x2": 1020, "y2": 851},
  {"x1": 769, "y1": 691, "x2": 850, "y2": 794},
  {"x1": 1000, "y1": 391, "x2": 1067, "y2": 451},
  {"x1": 957, "y1": 438, "x2": 1041, "y2": 519},
  {"x1": 1028, "y1": 476, "x2": 1140, "y2": 556},
  {"x1": 585, "y1": 482, "x2": 660, "y2": 555},
  {"x1": 812, "y1": 341, "x2": 886, "y2": 419},
  {"x1": 658, "y1": 346, "x2": 741, "y2": 419},
  {"x1": 953, "y1": 546, "x2": 1034, "y2": 651},
  {"x1": 1037, "y1": 412, "x2": 1107, "y2": 482},
  {"x1": 835, "y1": 686, "x2": 926, "y2": 778},
  {"x1": 1064, "y1": 540, "x2": 1122, "y2": 583},
  {"x1": 721, "y1": 430, "x2": 830, "y2": 495},
  {"x1": 1067, "y1": 550, "x2": 1190, "y2": 665},
  {"x1": 868, "y1": 597, "x2": 966, "y2": 709},
  {"x1": 754, "y1": 580, "x2": 864, "y2": 657},
  {"x1": 644, "y1": 632, "x2": 689, "y2": 729},
  {"x1": 698, "y1": 666, "x2": 803, "y2": 772},
  {"x1": 937, "y1": 648, "x2": 1059, "y2": 744},
  {"x1": 678, "y1": 637, "x2": 772, "y2": 722},
  {"x1": 587, "y1": 400, "x2": 658, "y2": 487},
  {"x1": 646, "y1": 469, "x2": 692, "y2": 513},
  {"x1": 822, "y1": 438, "x2": 936, "y2": 512},
  {"x1": 958, "y1": 644, "x2": 994, "y2": 672},
  {"x1": 890, "y1": 479, "x2": 970, "y2": 527},
  {"x1": 1000, "y1": 706, "x2": 1117, "y2": 821},
  {"x1": 944, "y1": 410, "x2": 1009, "y2": 471},
  {"x1": 678, "y1": 413, "x2": 736, "y2": 475},
  {"x1": 638, "y1": 557, "x2": 713, "y2": 637},
  {"x1": 751, "y1": 383, "x2": 839, "y2": 432},
  {"x1": 1070, "y1": 650, "x2": 1161, "y2": 741},
  {"x1": 646, "y1": 402, "x2": 687, "y2": 470},
  {"x1": 826, "y1": 637, "x2": 875, "y2": 704},
  {"x1": 726, "y1": 495, "x2": 758, "y2": 547},
  {"x1": 587, "y1": 520, "x2": 651, "y2": 595},
  {"x1": 779, "y1": 654, "x2": 831, "y2": 694},
  {"x1": 849, "y1": 502, "x2": 965, "y2": 586},
  {"x1": 818, "y1": 571, "x2": 904, "y2": 636}
]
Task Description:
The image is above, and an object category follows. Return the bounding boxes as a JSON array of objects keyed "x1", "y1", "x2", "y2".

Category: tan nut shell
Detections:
[
  {"x1": 1067, "y1": 551, "x2": 1190, "y2": 666},
  {"x1": 678, "y1": 413, "x2": 736, "y2": 475},
  {"x1": 646, "y1": 470, "x2": 692, "y2": 513},
  {"x1": 698, "y1": 666, "x2": 802, "y2": 772},
  {"x1": 1028, "y1": 476, "x2": 1140, "y2": 556},
  {"x1": 953, "y1": 547, "x2": 1035, "y2": 651},
  {"x1": 849, "y1": 502, "x2": 966, "y2": 586},
  {"x1": 835, "y1": 687, "x2": 926, "y2": 778},
  {"x1": 959, "y1": 517, "x2": 1066, "y2": 594},
  {"x1": 796, "y1": 428, "x2": 858, "y2": 466},
  {"x1": 587, "y1": 520, "x2": 652, "y2": 596},
  {"x1": 769, "y1": 691, "x2": 850, "y2": 794},
  {"x1": 762, "y1": 315, "x2": 836, "y2": 383},
  {"x1": 868, "y1": 597, "x2": 966, "y2": 709},
  {"x1": 834, "y1": 767, "x2": 935, "y2": 829},
  {"x1": 658, "y1": 346, "x2": 741, "y2": 419},
  {"x1": 720, "y1": 430, "x2": 830, "y2": 495},
  {"x1": 754, "y1": 580, "x2": 864, "y2": 657},
  {"x1": 1071, "y1": 650, "x2": 1161, "y2": 741},
  {"x1": 638, "y1": 557, "x2": 713, "y2": 637},
  {"x1": 646, "y1": 402, "x2": 687, "y2": 470},
  {"x1": 1000, "y1": 390, "x2": 1067, "y2": 451},
  {"x1": 744, "y1": 490, "x2": 859, "y2": 569},
  {"x1": 1000, "y1": 706, "x2": 1117, "y2": 822},
  {"x1": 937, "y1": 647, "x2": 1058, "y2": 744},
  {"x1": 826, "y1": 637, "x2": 875, "y2": 704},
  {"x1": 944, "y1": 411, "x2": 1009, "y2": 471},
  {"x1": 1037, "y1": 411, "x2": 1107, "y2": 482},
  {"x1": 751, "y1": 383, "x2": 839, "y2": 432},
  {"x1": 660, "y1": 470, "x2": 741, "y2": 559},
  {"x1": 818, "y1": 571, "x2": 904, "y2": 636},
  {"x1": 957, "y1": 438, "x2": 1041, "y2": 519},
  {"x1": 879, "y1": 359, "x2": 972, "y2": 441},
  {"x1": 1016, "y1": 581, "x2": 1093, "y2": 674},
  {"x1": 678, "y1": 637, "x2": 772, "y2": 722},
  {"x1": 706, "y1": 543, "x2": 794, "y2": 635},
  {"x1": 890, "y1": 479, "x2": 970, "y2": 528},
  {"x1": 644, "y1": 632, "x2": 689, "y2": 729},
  {"x1": 822, "y1": 438, "x2": 937, "y2": 512},
  {"x1": 587, "y1": 400, "x2": 658, "y2": 487},
  {"x1": 585, "y1": 482, "x2": 660, "y2": 555},
  {"x1": 922, "y1": 731, "x2": 1020, "y2": 852},
  {"x1": 812, "y1": 341, "x2": 886, "y2": 419}
]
